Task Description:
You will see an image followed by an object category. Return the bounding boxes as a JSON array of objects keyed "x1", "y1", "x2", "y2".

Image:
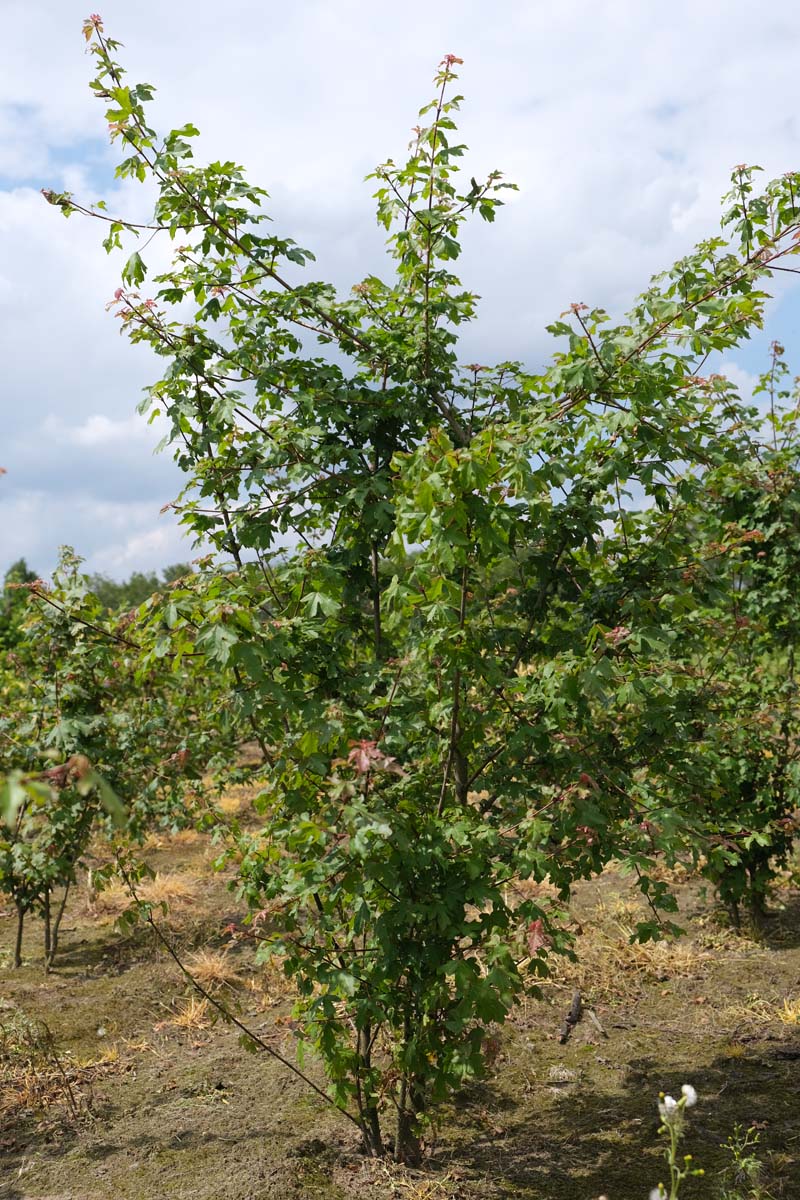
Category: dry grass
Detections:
[
  {"x1": 243, "y1": 960, "x2": 297, "y2": 1009},
  {"x1": 366, "y1": 1161, "x2": 466, "y2": 1200},
  {"x1": 393, "y1": 1177, "x2": 464, "y2": 1199},
  {"x1": 551, "y1": 909, "x2": 716, "y2": 1003},
  {"x1": 185, "y1": 948, "x2": 243, "y2": 991},
  {"x1": 217, "y1": 792, "x2": 245, "y2": 815},
  {"x1": 507, "y1": 877, "x2": 563, "y2": 905},
  {"x1": 153, "y1": 996, "x2": 211, "y2": 1032},
  {"x1": 173, "y1": 996, "x2": 211, "y2": 1029},
  {"x1": 637, "y1": 859, "x2": 697, "y2": 886},
  {"x1": 722, "y1": 992, "x2": 800, "y2": 1027},
  {"x1": 144, "y1": 827, "x2": 202, "y2": 851},
  {"x1": 216, "y1": 783, "x2": 261, "y2": 815},
  {"x1": 0, "y1": 1011, "x2": 122, "y2": 1123},
  {"x1": 774, "y1": 862, "x2": 800, "y2": 886},
  {"x1": 171, "y1": 827, "x2": 203, "y2": 846},
  {"x1": 92, "y1": 871, "x2": 202, "y2": 918},
  {"x1": 543, "y1": 882, "x2": 774, "y2": 1007},
  {"x1": 781, "y1": 996, "x2": 800, "y2": 1024},
  {"x1": 143, "y1": 872, "x2": 202, "y2": 907},
  {"x1": 89, "y1": 878, "x2": 134, "y2": 917}
]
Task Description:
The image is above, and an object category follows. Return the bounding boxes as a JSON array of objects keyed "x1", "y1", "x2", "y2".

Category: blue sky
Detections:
[{"x1": 2, "y1": 0, "x2": 800, "y2": 579}]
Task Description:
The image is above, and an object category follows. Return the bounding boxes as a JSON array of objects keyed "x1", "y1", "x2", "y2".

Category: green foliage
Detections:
[
  {"x1": 0, "y1": 757, "x2": 117, "y2": 968},
  {"x1": 50, "y1": 16, "x2": 800, "y2": 1160},
  {"x1": 0, "y1": 558, "x2": 38, "y2": 649},
  {"x1": 628, "y1": 367, "x2": 800, "y2": 923},
  {"x1": 0, "y1": 548, "x2": 237, "y2": 968},
  {"x1": 719, "y1": 1124, "x2": 773, "y2": 1200}
]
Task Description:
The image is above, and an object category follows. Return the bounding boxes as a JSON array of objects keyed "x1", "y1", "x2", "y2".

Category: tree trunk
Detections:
[
  {"x1": 357, "y1": 1024, "x2": 383, "y2": 1157},
  {"x1": 46, "y1": 883, "x2": 70, "y2": 972},
  {"x1": 728, "y1": 899, "x2": 741, "y2": 933},
  {"x1": 43, "y1": 888, "x2": 52, "y2": 963},
  {"x1": 395, "y1": 1075, "x2": 424, "y2": 1165},
  {"x1": 13, "y1": 903, "x2": 25, "y2": 969}
]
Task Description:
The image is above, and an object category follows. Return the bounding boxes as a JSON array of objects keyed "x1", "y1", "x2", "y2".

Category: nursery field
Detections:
[
  {"x1": 6, "y1": 16, "x2": 800, "y2": 1200},
  {"x1": 2, "y1": 790, "x2": 798, "y2": 1200}
]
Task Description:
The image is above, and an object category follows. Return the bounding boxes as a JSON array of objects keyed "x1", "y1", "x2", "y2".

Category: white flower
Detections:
[
  {"x1": 658, "y1": 1093, "x2": 678, "y2": 1122},
  {"x1": 681, "y1": 1083, "x2": 698, "y2": 1107}
]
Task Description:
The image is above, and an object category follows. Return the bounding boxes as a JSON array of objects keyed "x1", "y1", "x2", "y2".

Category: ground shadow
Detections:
[{"x1": 432, "y1": 1035, "x2": 800, "y2": 1198}]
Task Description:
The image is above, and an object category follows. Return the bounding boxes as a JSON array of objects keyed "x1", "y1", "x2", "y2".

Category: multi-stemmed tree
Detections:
[{"x1": 33, "y1": 15, "x2": 800, "y2": 1158}]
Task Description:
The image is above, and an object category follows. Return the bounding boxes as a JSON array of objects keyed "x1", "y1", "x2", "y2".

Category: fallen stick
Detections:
[
  {"x1": 559, "y1": 989, "x2": 583, "y2": 1044},
  {"x1": 586, "y1": 1007, "x2": 608, "y2": 1039}
]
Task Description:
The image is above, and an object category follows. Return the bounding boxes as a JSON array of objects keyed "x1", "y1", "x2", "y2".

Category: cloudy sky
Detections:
[{"x1": 2, "y1": 0, "x2": 800, "y2": 580}]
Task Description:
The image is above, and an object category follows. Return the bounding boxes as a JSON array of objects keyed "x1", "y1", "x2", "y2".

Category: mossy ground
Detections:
[{"x1": 2, "y1": 804, "x2": 798, "y2": 1199}]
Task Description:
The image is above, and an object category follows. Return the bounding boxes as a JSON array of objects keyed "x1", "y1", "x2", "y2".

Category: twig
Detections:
[
  {"x1": 558, "y1": 989, "x2": 583, "y2": 1044},
  {"x1": 116, "y1": 860, "x2": 362, "y2": 1133},
  {"x1": 585, "y1": 1008, "x2": 608, "y2": 1039}
]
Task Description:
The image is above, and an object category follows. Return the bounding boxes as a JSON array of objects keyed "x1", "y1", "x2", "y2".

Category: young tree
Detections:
[
  {"x1": 45, "y1": 15, "x2": 800, "y2": 1158},
  {"x1": 0, "y1": 757, "x2": 111, "y2": 969},
  {"x1": 0, "y1": 549, "x2": 237, "y2": 968},
  {"x1": 667, "y1": 350, "x2": 800, "y2": 926}
]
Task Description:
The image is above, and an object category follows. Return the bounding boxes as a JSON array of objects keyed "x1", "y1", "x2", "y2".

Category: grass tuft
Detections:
[
  {"x1": 185, "y1": 948, "x2": 243, "y2": 991},
  {"x1": 93, "y1": 871, "x2": 202, "y2": 918},
  {"x1": 154, "y1": 995, "x2": 211, "y2": 1032}
]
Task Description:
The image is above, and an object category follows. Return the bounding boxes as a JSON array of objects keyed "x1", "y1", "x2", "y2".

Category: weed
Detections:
[
  {"x1": 719, "y1": 1124, "x2": 774, "y2": 1200},
  {"x1": 0, "y1": 1007, "x2": 117, "y2": 1125}
]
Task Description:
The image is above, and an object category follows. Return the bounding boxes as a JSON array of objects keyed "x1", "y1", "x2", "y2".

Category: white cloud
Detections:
[
  {"x1": 40, "y1": 412, "x2": 166, "y2": 447},
  {"x1": 3, "y1": 0, "x2": 800, "y2": 577},
  {"x1": 89, "y1": 521, "x2": 192, "y2": 575},
  {"x1": 719, "y1": 361, "x2": 759, "y2": 406},
  {"x1": 0, "y1": 489, "x2": 193, "y2": 576}
]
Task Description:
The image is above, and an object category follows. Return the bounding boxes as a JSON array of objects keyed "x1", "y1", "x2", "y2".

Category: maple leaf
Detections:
[{"x1": 526, "y1": 918, "x2": 551, "y2": 955}]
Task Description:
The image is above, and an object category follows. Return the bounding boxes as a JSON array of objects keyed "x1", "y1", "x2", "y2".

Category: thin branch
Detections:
[{"x1": 117, "y1": 859, "x2": 362, "y2": 1132}]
